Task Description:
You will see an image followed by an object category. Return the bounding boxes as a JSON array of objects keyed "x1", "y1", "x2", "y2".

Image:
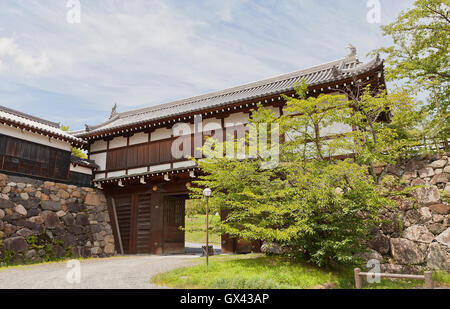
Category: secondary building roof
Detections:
[
  {"x1": 75, "y1": 50, "x2": 383, "y2": 138},
  {"x1": 0, "y1": 105, "x2": 85, "y2": 145}
]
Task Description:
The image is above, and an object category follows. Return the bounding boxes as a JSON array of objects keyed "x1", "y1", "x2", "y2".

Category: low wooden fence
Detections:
[{"x1": 354, "y1": 268, "x2": 434, "y2": 289}]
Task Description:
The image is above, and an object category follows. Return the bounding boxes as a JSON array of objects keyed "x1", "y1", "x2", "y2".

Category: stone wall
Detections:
[
  {"x1": 368, "y1": 153, "x2": 450, "y2": 272},
  {"x1": 0, "y1": 174, "x2": 115, "y2": 265}
]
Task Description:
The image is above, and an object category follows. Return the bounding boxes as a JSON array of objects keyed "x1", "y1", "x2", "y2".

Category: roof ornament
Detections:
[
  {"x1": 331, "y1": 65, "x2": 341, "y2": 77},
  {"x1": 84, "y1": 124, "x2": 91, "y2": 132},
  {"x1": 346, "y1": 43, "x2": 357, "y2": 58},
  {"x1": 375, "y1": 53, "x2": 381, "y2": 63},
  {"x1": 109, "y1": 103, "x2": 118, "y2": 119}
]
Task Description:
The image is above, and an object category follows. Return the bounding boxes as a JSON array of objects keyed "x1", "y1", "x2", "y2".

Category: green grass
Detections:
[
  {"x1": 151, "y1": 254, "x2": 450, "y2": 289},
  {"x1": 185, "y1": 215, "x2": 221, "y2": 244}
]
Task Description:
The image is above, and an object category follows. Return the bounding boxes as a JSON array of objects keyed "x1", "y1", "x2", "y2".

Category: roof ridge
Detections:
[
  {"x1": 118, "y1": 56, "x2": 355, "y2": 119},
  {"x1": 0, "y1": 105, "x2": 60, "y2": 128}
]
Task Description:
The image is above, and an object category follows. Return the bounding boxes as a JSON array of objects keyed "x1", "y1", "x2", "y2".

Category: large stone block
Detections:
[
  {"x1": 403, "y1": 225, "x2": 434, "y2": 243},
  {"x1": 435, "y1": 227, "x2": 450, "y2": 248},
  {"x1": 426, "y1": 242, "x2": 450, "y2": 270},
  {"x1": 75, "y1": 214, "x2": 89, "y2": 226},
  {"x1": 390, "y1": 238, "x2": 425, "y2": 264},
  {"x1": 40, "y1": 211, "x2": 60, "y2": 229},
  {"x1": 3, "y1": 236, "x2": 29, "y2": 253},
  {"x1": 41, "y1": 200, "x2": 61, "y2": 211},
  {"x1": 368, "y1": 231, "x2": 390, "y2": 254},
  {"x1": 0, "y1": 198, "x2": 14, "y2": 209},
  {"x1": 414, "y1": 186, "x2": 440, "y2": 205},
  {"x1": 430, "y1": 173, "x2": 450, "y2": 185},
  {"x1": 429, "y1": 160, "x2": 447, "y2": 169},
  {"x1": 429, "y1": 203, "x2": 450, "y2": 215},
  {"x1": 85, "y1": 192, "x2": 103, "y2": 206}
]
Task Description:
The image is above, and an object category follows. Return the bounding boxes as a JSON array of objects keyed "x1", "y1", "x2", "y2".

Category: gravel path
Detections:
[{"x1": 0, "y1": 254, "x2": 199, "y2": 289}]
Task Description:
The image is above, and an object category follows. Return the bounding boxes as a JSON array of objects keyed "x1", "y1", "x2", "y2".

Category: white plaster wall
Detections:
[
  {"x1": 320, "y1": 122, "x2": 353, "y2": 137},
  {"x1": 202, "y1": 118, "x2": 222, "y2": 132},
  {"x1": 94, "y1": 172, "x2": 105, "y2": 180},
  {"x1": 266, "y1": 106, "x2": 281, "y2": 117},
  {"x1": 172, "y1": 122, "x2": 194, "y2": 136},
  {"x1": 128, "y1": 167, "x2": 148, "y2": 175},
  {"x1": 173, "y1": 160, "x2": 196, "y2": 169},
  {"x1": 89, "y1": 152, "x2": 107, "y2": 171},
  {"x1": 109, "y1": 136, "x2": 127, "y2": 149},
  {"x1": 150, "y1": 163, "x2": 171, "y2": 172},
  {"x1": 151, "y1": 127, "x2": 172, "y2": 141},
  {"x1": 108, "y1": 170, "x2": 126, "y2": 178},
  {"x1": 224, "y1": 112, "x2": 249, "y2": 127},
  {"x1": 70, "y1": 164, "x2": 93, "y2": 175},
  {"x1": 90, "y1": 139, "x2": 107, "y2": 152},
  {"x1": 0, "y1": 125, "x2": 70, "y2": 151},
  {"x1": 129, "y1": 132, "x2": 148, "y2": 145}
]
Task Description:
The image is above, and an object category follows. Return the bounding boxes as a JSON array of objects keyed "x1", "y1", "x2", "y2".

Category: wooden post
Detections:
[
  {"x1": 354, "y1": 268, "x2": 362, "y2": 289},
  {"x1": 206, "y1": 196, "x2": 209, "y2": 266},
  {"x1": 424, "y1": 271, "x2": 433, "y2": 289}
]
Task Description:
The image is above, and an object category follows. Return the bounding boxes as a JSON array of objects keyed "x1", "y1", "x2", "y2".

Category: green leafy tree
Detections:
[
  {"x1": 190, "y1": 82, "x2": 416, "y2": 267},
  {"x1": 371, "y1": 0, "x2": 449, "y2": 145},
  {"x1": 61, "y1": 125, "x2": 88, "y2": 159}
]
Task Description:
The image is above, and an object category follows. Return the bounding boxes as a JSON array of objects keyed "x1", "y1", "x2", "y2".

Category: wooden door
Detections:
[
  {"x1": 112, "y1": 195, "x2": 132, "y2": 254},
  {"x1": 135, "y1": 193, "x2": 152, "y2": 254},
  {"x1": 163, "y1": 196, "x2": 185, "y2": 254}
]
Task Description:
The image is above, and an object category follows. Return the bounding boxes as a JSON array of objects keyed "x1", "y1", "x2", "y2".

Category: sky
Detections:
[{"x1": 0, "y1": 0, "x2": 415, "y2": 130}]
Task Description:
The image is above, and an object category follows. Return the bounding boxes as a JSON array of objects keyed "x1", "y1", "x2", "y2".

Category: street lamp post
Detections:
[{"x1": 203, "y1": 188, "x2": 212, "y2": 266}]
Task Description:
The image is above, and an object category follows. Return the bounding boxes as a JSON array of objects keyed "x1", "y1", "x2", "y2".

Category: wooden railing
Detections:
[{"x1": 354, "y1": 268, "x2": 434, "y2": 289}]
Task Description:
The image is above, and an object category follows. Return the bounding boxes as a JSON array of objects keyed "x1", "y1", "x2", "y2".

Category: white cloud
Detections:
[{"x1": 0, "y1": 37, "x2": 50, "y2": 75}]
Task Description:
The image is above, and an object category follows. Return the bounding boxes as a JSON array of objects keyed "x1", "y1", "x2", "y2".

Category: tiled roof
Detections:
[
  {"x1": 0, "y1": 105, "x2": 85, "y2": 144},
  {"x1": 70, "y1": 155, "x2": 99, "y2": 169},
  {"x1": 75, "y1": 53, "x2": 383, "y2": 137}
]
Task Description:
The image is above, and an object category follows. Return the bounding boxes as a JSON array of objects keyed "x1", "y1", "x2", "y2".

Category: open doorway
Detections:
[{"x1": 184, "y1": 198, "x2": 221, "y2": 255}]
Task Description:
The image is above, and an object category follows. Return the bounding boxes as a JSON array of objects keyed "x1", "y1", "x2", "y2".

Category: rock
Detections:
[
  {"x1": 52, "y1": 245, "x2": 66, "y2": 258},
  {"x1": 14, "y1": 204, "x2": 27, "y2": 216},
  {"x1": 403, "y1": 225, "x2": 434, "y2": 243},
  {"x1": 404, "y1": 209, "x2": 421, "y2": 226},
  {"x1": 411, "y1": 178, "x2": 425, "y2": 186},
  {"x1": 0, "y1": 209, "x2": 4, "y2": 219},
  {"x1": 3, "y1": 236, "x2": 29, "y2": 253},
  {"x1": 429, "y1": 203, "x2": 450, "y2": 214},
  {"x1": 20, "y1": 192, "x2": 29, "y2": 200},
  {"x1": 76, "y1": 214, "x2": 89, "y2": 226},
  {"x1": 40, "y1": 211, "x2": 60, "y2": 229},
  {"x1": 414, "y1": 186, "x2": 440, "y2": 205},
  {"x1": 418, "y1": 207, "x2": 432, "y2": 223},
  {"x1": 40, "y1": 193, "x2": 49, "y2": 201},
  {"x1": 355, "y1": 248, "x2": 383, "y2": 262},
  {"x1": 2, "y1": 186, "x2": 11, "y2": 194},
  {"x1": 85, "y1": 192, "x2": 102, "y2": 206},
  {"x1": 41, "y1": 200, "x2": 61, "y2": 211},
  {"x1": 25, "y1": 249, "x2": 36, "y2": 260},
  {"x1": 445, "y1": 184, "x2": 450, "y2": 193},
  {"x1": 426, "y1": 242, "x2": 450, "y2": 270},
  {"x1": 28, "y1": 216, "x2": 44, "y2": 225},
  {"x1": 418, "y1": 167, "x2": 434, "y2": 178},
  {"x1": 0, "y1": 198, "x2": 14, "y2": 209},
  {"x1": 435, "y1": 227, "x2": 450, "y2": 248},
  {"x1": 62, "y1": 213, "x2": 75, "y2": 225},
  {"x1": 56, "y1": 210, "x2": 66, "y2": 217},
  {"x1": 390, "y1": 238, "x2": 425, "y2": 264},
  {"x1": 104, "y1": 244, "x2": 115, "y2": 255},
  {"x1": 405, "y1": 159, "x2": 425, "y2": 172},
  {"x1": 433, "y1": 214, "x2": 444, "y2": 223},
  {"x1": 368, "y1": 231, "x2": 390, "y2": 254},
  {"x1": 428, "y1": 223, "x2": 446, "y2": 235},
  {"x1": 57, "y1": 190, "x2": 70, "y2": 200},
  {"x1": 429, "y1": 159, "x2": 447, "y2": 169},
  {"x1": 16, "y1": 228, "x2": 34, "y2": 237},
  {"x1": 402, "y1": 171, "x2": 417, "y2": 182},
  {"x1": 90, "y1": 247, "x2": 102, "y2": 255},
  {"x1": 66, "y1": 201, "x2": 83, "y2": 213},
  {"x1": 430, "y1": 173, "x2": 450, "y2": 185},
  {"x1": 260, "y1": 242, "x2": 287, "y2": 255},
  {"x1": 444, "y1": 166, "x2": 450, "y2": 174}
]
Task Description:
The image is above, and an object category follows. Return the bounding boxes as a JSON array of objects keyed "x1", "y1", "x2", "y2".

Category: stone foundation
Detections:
[
  {"x1": 0, "y1": 174, "x2": 115, "y2": 265},
  {"x1": 368, "y1": 153, "x2": 450, "y2": 273}
]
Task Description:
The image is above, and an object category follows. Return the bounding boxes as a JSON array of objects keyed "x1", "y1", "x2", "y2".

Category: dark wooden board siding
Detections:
[
  {"x1": 136, "y1": 193, "x2": 152, "y2": 254},
  {"x1": 0, "y1": 134, "x2": 70, "y2": 181},
  {"x1": 113, "y1": 195, "x2": 132, "y2": 254}
]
